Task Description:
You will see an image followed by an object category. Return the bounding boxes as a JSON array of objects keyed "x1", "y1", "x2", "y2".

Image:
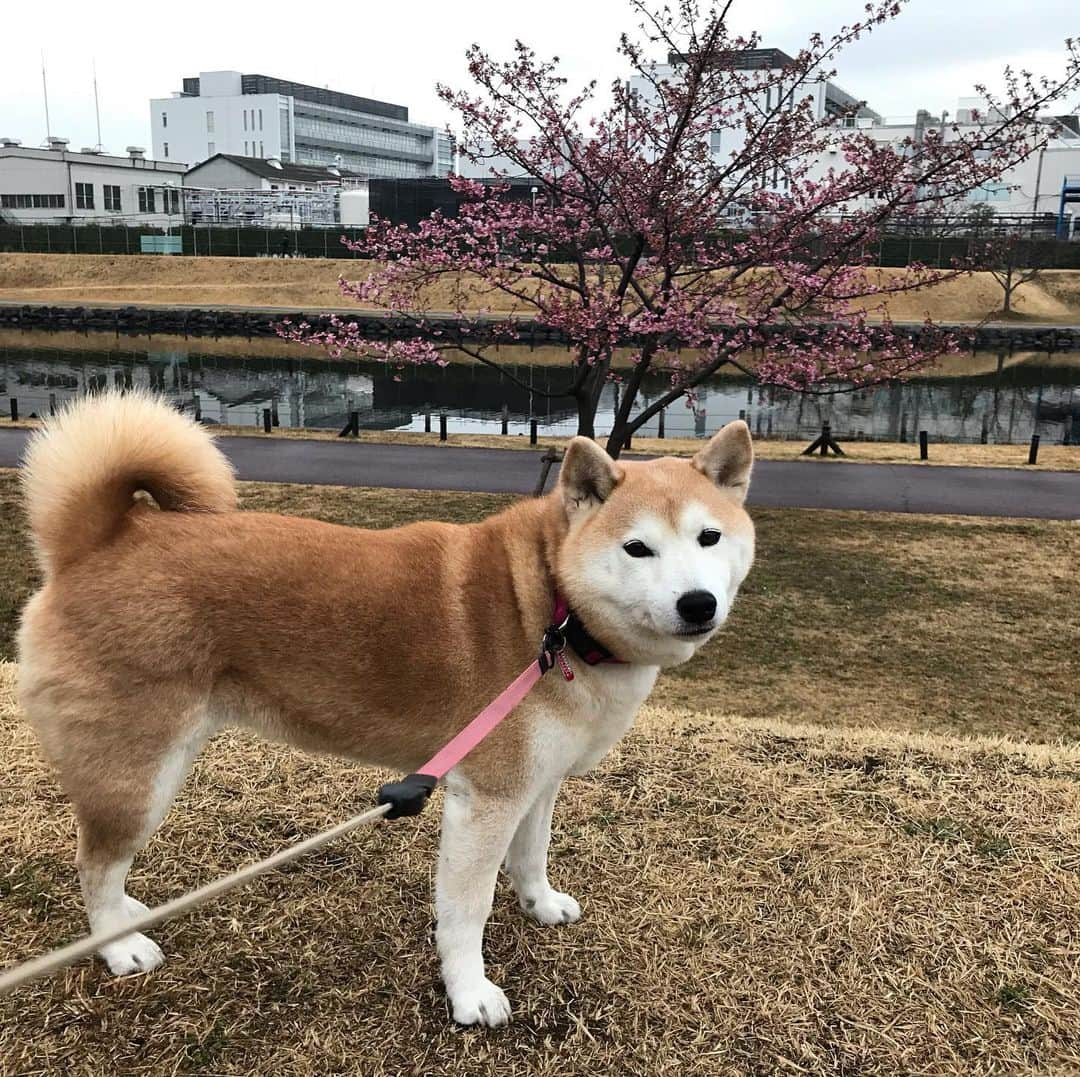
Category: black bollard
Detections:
[
  {"x1": 658, "y1": 409, "x2": 665, "y2": 439},
  {"x1": 919, "y1": 431, "x2": 928, "y2": 460},
  {"x1": 501, "y1": 404, "x2": 509, "y2": 436},
  {"x1": 9, "y1": 398, "x2": 17, "y2": 423},
  {"x1": 262, "y1": 408, "x2": 272, "y2": 434},
  {"x1": 439, "y1": 413, "x2": 447, "y2": 442},
  {"x1": 1028, "y1": 434, "x2": 1040, "y2": 465},
  {"x1": 424, "y1": 406, "x2": 431, "y2": 434},
  {"x1": 529, "y1": 418, "x2": 538, "y2": 446}
]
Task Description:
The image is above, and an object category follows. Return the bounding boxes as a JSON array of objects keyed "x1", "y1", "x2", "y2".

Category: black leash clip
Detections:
[
  {"x1": 377, "y1": 773, "x2": 437, "y2": 819},
  {"x1": 538, "y1": 615, "x2": 570, "y2": 673}
]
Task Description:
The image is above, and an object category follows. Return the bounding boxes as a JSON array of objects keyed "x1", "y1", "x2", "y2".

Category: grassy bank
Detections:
[
  {"x1": 2, "y1": 663, "x2": 1079, "y2": 1075},
  {"x1": 1, "y1": 470, "x2": 1076, "y2": 740},
  {"x1": 3, "y1": 253, "x2": 1080, "y2": 323}
]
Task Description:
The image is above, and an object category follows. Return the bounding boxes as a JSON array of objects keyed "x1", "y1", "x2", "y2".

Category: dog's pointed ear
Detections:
[
  {"x1": 692, "y1": 420, "x2": 753, "y2": 504},
  {"x1": 559, "y1": 437, "x2": 623, "y2": 517}
]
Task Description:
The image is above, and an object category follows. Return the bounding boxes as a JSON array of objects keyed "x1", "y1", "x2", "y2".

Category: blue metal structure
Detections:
[{"x1": 1058, "y1": 174, "x2": 1080, "y2": 238}]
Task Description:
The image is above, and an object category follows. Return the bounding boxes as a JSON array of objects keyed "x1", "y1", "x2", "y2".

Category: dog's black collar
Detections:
[{"x1": 560, "y1": 606, "x2": 625, "y2": 666}]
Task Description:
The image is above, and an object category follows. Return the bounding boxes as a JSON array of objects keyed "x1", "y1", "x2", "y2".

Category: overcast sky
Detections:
[{"x1": 1, "y1": 0, "x2": 1075, "y2": 155}]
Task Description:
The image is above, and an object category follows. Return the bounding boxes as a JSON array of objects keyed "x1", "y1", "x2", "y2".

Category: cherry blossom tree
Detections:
[
  {"x1": 979, "y1": 231, "x2": 1058, "y2": 316},
  {"x1": 283, "y1": 0, "x2": 1079, "y2": 456}
]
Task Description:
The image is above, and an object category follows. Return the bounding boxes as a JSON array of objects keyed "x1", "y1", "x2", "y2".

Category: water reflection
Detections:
[{"x1": 1, "y1": 332, "x2": 1077, "y2": 445}]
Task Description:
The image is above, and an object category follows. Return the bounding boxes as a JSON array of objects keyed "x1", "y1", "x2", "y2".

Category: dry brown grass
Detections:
[
  {"x1": 3, "y1": 253, "x2": 1080, "y2": 324},
  {"x1": 3, "y1": 661, "x2": 1080, "y2": 1075},
  {"x1": 1, "y1": 472, "x2": 1079, "y2": 1072}
]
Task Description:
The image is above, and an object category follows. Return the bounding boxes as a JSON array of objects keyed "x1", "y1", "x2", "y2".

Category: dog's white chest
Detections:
[{"x1": 530, "y1": 664, "x2": 658, "y2": 778}]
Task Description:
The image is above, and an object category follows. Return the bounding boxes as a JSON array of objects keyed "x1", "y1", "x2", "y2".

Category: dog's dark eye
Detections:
[
  {"x1": 623, "y1": 540, "x2": 655, "y2": 558},
  {"x1": 698, "y1": 529, "x2": 722, "y2": 547}
]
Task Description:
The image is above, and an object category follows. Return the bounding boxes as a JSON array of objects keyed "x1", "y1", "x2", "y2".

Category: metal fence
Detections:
[
  {"x1": 0, "y1": 223, "x2": 369, "y2": 259},
  {"x1": 2, "y1": 219, "x2": 1080, "y2": 268}
]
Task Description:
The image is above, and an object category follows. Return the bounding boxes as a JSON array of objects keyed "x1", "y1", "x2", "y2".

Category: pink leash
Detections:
[{"x1": 376, "y1": 599, "x2": 576, "y2": 818}]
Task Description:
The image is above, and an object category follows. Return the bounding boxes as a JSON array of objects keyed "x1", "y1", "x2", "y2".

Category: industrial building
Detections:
[
  {"x1": 0, "y1": 139, "x2": 186, "y2": 227},
  {"x1": 825, "y1": 100, "x2": 1080, "y2": 220},
  {"x1": 182, "y1": 154, "x2": 364, "y2": 227},
  {"x1": 179, "y1": 158, "x2": 534, "y2": 230},
  {"x1": 150, "y1": 71, "x2": 454, "y2": 178}
]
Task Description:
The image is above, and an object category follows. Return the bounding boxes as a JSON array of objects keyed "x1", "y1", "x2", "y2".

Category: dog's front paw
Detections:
[
  {"x1": 521, "y1": 888, "x2": 581, "y2": 926},
  {"x1": 99, "y1": 932, "x2": 165, "y2": 977},
  {"x1": 449, "y1": 977, "x2": 512, "y2": 1027}
]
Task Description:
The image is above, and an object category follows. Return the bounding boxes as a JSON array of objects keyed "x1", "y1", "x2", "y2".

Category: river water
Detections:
[{"x1": 1, "y1": 331, "x2": 1078, "y2": 445}]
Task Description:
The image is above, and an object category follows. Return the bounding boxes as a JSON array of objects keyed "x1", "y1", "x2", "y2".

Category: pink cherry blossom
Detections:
[{"x1": 280, "y1": 0, "x2": 1079, "y2": 456}]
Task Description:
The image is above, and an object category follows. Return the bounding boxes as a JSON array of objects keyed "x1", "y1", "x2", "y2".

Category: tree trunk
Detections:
[
  {"x1": 605, "y1": 424, "x2": 628, "y2": 459},
  {"x1": 572, "y1": 354, "x2": 611, "y2": 440},
  {"x1": 1002, "y1": 286, "x2": 1012, "y2": 314},
  {"x1": 573, "y1": 389, "x2": 596, "y2": 439}
]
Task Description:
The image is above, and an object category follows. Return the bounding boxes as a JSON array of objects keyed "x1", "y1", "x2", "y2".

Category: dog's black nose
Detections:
[{"x1": 676, "y1": 589, "x2": 717, "y2": 625}]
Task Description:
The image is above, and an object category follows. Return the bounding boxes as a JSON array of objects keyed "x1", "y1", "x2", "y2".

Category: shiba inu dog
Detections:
[{"x1": 17, "y1": 392, "x2": 755, "y2": 1026}]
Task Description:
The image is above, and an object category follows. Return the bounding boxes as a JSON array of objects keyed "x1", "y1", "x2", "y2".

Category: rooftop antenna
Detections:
[
  {"x1": 41, "y1": 51, "x2": 52, "y2": 143},
  {"x1": 93, "y1": 59, "x2": 103, "y2": 151}
]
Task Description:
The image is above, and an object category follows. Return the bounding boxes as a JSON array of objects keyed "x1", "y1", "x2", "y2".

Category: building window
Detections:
[
  {"x1": 259, "y1": 141, "x2": 264, "y2": 157},
  {"x1": 206, "y1": 111, "x2": 215, "y2": 133},
  {"x1": 138, "y1": 187, "x2": 157, "y2": 213},
  {"x1": 243, "y1": 109, "x2": 248, "y2": 131},
  {"x1": 163, "y1": 188, "x2": 180, "y2": 214},
  {"x1": 2, "y1": 193, "x2": 65, "y2": 208},
  {"x1": 971, "y1": 182, "x2": 1010, "y2": 203},
  {"x1": 259, "y1": 108, "x2": 263, "y2": 131},
  {"x1": 244, "y1": 141, "x2": 249, "y2": 155},
  {"x1": 103, "y1": 185, "x2": 121, "y2": 211},
  {"x1": 75, "y1": 182, "x2": 94, "y2": 210},
  {"x1": 163, "y1": 142, "x2": 169, "y2": 158},
  {"x1": 162, "y1": 111, "x2": 168, "y2": 128},
  {"x1": 207, "y1": 141, "x2": 216, "y2": 156}
]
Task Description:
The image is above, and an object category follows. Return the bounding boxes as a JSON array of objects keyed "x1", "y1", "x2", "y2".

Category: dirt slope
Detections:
[{"x1": 2, "y1": 253, "x2": 1079, "y2": 322}]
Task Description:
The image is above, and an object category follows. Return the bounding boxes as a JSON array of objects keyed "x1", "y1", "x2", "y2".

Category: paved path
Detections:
[{"x1": 0, "y1": 429, "x2": 1076, "y2": 518}]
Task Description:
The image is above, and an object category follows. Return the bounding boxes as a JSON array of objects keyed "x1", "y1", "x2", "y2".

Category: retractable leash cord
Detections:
[{"x1": 0, "y1": 601, "x2": 608, "y2": 996}]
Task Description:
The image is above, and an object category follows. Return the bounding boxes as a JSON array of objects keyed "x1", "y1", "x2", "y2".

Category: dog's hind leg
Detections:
[
  {"x1": 74, "y1": 719, "x2": 209, "y2": 976},
  {"x1": 504, "y1": 779, "x2": 581, "y2": 926},
  {"x1": 23, "y1": 674, "x2": 211, "y2": 977}
]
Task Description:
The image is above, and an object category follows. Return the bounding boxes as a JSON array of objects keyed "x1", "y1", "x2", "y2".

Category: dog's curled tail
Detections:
[{"x1": 22, "y1": 390, "x2": 236, "y2": 578}]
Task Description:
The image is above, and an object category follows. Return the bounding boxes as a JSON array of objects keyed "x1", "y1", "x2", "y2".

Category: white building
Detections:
[
  {"x1": 150, "y1": 71, "x2": 454, "y2": 178},
  {"x1": 628, "y1": 48, "x2": 880, "y2": 182},
  {"x1": 0, "y1": 138, "x2": 186, "y2": 226}
]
